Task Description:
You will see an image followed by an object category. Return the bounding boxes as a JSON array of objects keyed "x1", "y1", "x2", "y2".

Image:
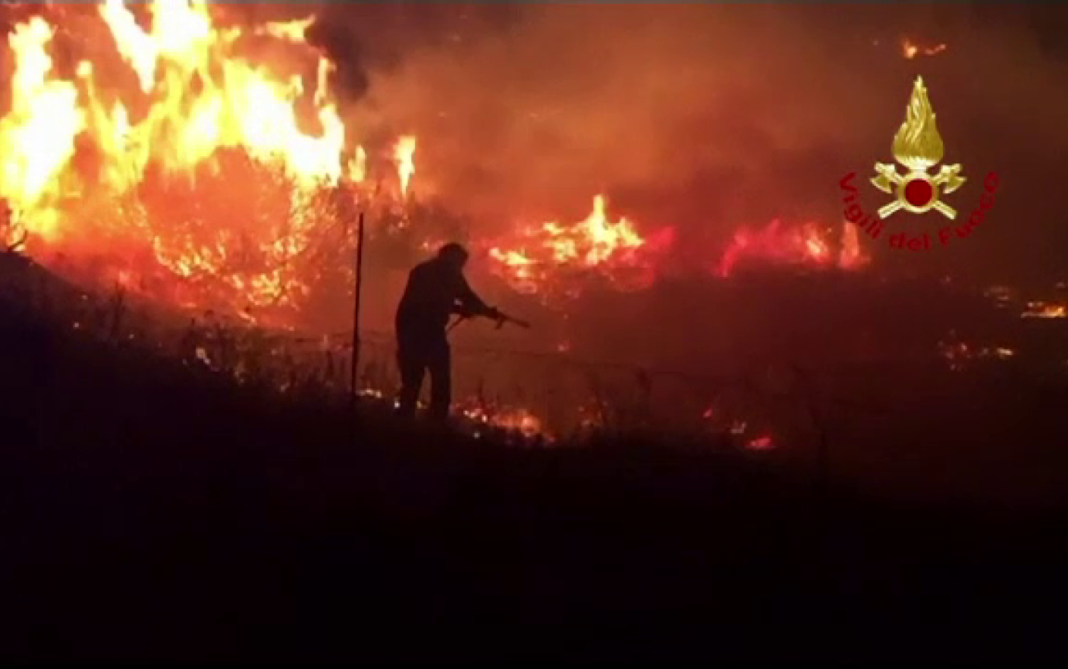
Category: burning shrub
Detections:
[{"x1": 485, "y1": 194, "x2": 675, "y2": 303}]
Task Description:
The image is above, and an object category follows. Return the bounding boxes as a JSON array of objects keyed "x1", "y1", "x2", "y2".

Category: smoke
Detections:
[
  {"x1": 337, "y1": 2, "x2": 1068, "y2": 282},
  {"x1": 305, "y1": 13, "x2": 369, "y2": 101},
  {"x1": 2, "y1": 2, "x2": 1064, "y2": 283}
]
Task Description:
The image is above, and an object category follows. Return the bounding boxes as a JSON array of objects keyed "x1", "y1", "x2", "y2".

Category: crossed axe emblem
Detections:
[{"x1": 871, "y1": 162, "x2": 966, "y2": 220}]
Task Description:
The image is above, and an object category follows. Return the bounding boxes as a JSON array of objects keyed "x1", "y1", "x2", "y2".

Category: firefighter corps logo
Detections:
[
  {"x1": 872, "y1": 76, "x2": 964, "y2": 220},
  {"x1": 839, "y1": 76, "x2": 998, "y2": 252}
]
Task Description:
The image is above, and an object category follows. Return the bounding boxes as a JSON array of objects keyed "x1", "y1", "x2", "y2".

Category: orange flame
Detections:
[
  {"x1": 1, "y1": 2, "x2": 875, "y2": 330},
  {"x1": 461, "y1": 402, "x2": 548, "y2": 441},
  {"x1": 901, "y1": 37, "x2": 947, "y2": 60},
  {"x1": 3, "y1": 1, "x2": 349, "y2": 231},
  {"x1": 0, "y1": 1, "x2": 417, "y2": 322},
  {"x1": 487, "y1": 194, "x2": 673, "y2": 296},
  {"x1": 394, "y1": 135, "x2": 417, "y2": 197},
  {"x1": 255, "y1": 16, "x2": 315, "y2": 44},
  {"x1": 347, "y1": 145, "x2": 367, "y2": 183},
  {"x1": 716, "y1": 220, "x2": 868, "y2": 277},
  {"x1": 1021, "y1": 301, "x2": 1067, "y2": 319},
  {"x1": 0, "y1": 17, "x2": 85, "y2": 240}
]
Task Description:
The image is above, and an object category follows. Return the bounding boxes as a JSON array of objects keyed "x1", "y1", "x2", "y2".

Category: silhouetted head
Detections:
[{"x1": 437, "y1": 242, "x2": 469, "y2": 271}]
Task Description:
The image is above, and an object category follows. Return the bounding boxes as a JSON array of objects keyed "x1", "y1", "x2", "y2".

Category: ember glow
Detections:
[
  {"x1": 746, "y1": 435, "x2": 775, "y2": 452},
  {"x1": 901, "y1": 37, "x2": 947, "y2": 60},
  {"x1": 715, "y1": 219, "x2": 869, "y2": 277},
  {"x1": 1021, "y1": 301, "x2": 1067, "y2": 319},
  {"x1": 938, "y1": 338, "x2": 1016, "y2": 371},
  {"x1": 460, "y1": 402, "x2": 547, "y2": 441}
]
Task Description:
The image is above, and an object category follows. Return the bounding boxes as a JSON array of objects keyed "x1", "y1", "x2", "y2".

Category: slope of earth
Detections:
[{"x1": 2, "y1": 252, "x2": 1067, "y2": 661}]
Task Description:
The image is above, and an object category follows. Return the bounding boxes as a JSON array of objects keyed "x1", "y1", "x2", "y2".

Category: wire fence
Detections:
[
  {"x1": 0, "y1": 260, "x2": 824, "y2": 455},
  {"x1": 9, "y1": 253, "x2": 1060, "y2": 481}
]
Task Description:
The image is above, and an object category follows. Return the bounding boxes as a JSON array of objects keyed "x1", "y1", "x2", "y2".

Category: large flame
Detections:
[
  {"x1": 0, "y1": 1, "x2": 382, "y2": 321},
  {"x1": 0, "y1": 1, "x2": 872, "y2": 332},
  {"x1": 0, "y1": 17, "x2": 85, "y2": 241},
  {"x1": 94, "y1": 0, "x2": 346, "y2": 187}
]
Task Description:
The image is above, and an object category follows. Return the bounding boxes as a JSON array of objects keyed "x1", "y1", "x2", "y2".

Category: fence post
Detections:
[{"x1": 349, "y1": 210, "x2": 366, "y2": 412}]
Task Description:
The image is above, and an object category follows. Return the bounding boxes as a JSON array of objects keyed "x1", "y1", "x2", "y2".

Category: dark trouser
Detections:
[{"x1": 396, "y1": 328, "x2": 451, "y2": 420}]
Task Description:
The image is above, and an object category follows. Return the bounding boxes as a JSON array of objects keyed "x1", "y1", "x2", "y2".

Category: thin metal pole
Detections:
[{"x1": 350, "y1": 210, "x2": 365, "y2": 411}]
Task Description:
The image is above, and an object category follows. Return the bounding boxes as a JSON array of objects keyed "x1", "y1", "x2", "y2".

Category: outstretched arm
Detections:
[{"x1": 454, "y1": 275, "x2": 498, "y2": 319}]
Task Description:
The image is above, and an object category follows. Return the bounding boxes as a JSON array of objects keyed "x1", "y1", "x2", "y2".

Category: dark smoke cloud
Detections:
[
  {"x1": 306, "y1": 17, "x2": 369, "y2": 100},
  {"x1": 305, "y1": 3, "x2": 521, "y2": 105}
]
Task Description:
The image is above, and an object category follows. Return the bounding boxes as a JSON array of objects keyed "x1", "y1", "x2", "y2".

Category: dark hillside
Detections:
[{"x1": 2, "y1": 253, "x2": 1066, "y2": 661}]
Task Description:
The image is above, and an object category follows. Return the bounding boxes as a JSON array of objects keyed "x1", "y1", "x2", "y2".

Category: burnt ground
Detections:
[{"x1": 2, "y1": 255, "x2": 1068, "y2": 661}]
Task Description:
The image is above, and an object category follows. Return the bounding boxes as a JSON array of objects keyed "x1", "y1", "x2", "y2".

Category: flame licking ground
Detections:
[
  {"x1": 1021, "y1": 301, "x2": 1068, "y2": 319},
  {"x1": 487, "y1": 194, "x2": 674, "y2": 296},
  {"x1": 487, "y1": 197, "x2": 866, "y2": 295},
  {"x1": 460, "y1": 401, "x2": 548, "y2": 441},
  {"x1": 715, "y1": 219, "x2": 868, "y2": 277}
]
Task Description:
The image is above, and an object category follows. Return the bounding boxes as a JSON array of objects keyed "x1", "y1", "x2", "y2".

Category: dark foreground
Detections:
[{"x1": 2, "y1": 285, "x2": 1067, "y2": 661}]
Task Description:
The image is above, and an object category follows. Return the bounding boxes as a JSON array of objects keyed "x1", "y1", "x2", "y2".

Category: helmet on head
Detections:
[{"x1": 437, "y1": 242, "x2": 469, "y2": 266}]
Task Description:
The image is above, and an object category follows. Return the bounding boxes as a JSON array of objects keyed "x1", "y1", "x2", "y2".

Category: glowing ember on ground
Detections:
[
  {"x1": 700, "y1": 407, "x2": 779, "y2": 452},
  {"x1": 1021, "y1": 301, "x2": 1067, "y2": 319},
  {"x1": 938, "y1": 338, "x2": 1017, "y2": 371},
  {"x1": 984, "y1": 285, "x2": 1015, "y2": 309},
  {"x1": 460, "y1": 402, "x2": 548, "y2": 440},
  {"x1": 487, "y1": 194, "x2": 673, "y2": 296},
  {"x1": 746, "y1": 435, "x2": 775, "y2": 451},
  {"x1": 901, "y1": 37, "x2": 947, "y2": 59},
  {"x1": 715, "y1": 220, "x2": 868, "y2": 277}
]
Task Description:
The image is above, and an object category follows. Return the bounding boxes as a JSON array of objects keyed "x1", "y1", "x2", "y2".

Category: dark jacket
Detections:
[{"x1": 395, "y1": 258, "x2": 494, "y2": 335}]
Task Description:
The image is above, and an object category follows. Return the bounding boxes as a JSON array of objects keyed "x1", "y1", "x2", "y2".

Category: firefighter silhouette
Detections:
[{"x1": 394, "y1": 242, "x2": 501, "y2": 420}]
